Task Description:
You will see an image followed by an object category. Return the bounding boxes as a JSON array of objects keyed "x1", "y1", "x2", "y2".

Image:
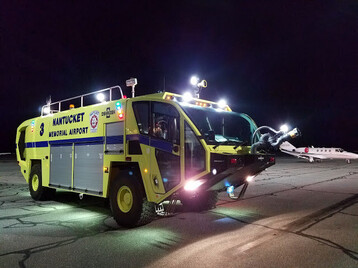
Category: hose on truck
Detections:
[{"x1": 251, "y1": 127, "x2": 301, "y2": 154}]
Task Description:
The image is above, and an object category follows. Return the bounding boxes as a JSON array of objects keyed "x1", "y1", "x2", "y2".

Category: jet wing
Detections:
[{"x1": 297, "y1": 154, "x2": 327, "y2": 160}]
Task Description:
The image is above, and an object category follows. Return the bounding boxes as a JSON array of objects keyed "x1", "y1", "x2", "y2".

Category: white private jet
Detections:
[{"x1": 279, "y1": 142, "x2": 358, "y2": 163}]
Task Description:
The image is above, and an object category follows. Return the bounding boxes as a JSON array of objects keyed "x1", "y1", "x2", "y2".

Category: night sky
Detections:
[{"x1": 1, "y1": 1, "x2": 357, "y2": 153}]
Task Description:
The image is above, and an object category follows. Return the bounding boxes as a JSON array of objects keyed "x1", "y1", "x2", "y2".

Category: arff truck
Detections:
[{"x1": 15, "y1": 80, "x2": 299, "y2": 227}]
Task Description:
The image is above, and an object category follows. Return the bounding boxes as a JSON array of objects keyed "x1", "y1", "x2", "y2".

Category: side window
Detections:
[
  {"x1": 185, "y1": 122, "x2": 205, "y2": 178},
  {"x1": 132, "y1": 101, "x2": 149, "y2": 135},
  {"x1": 18, "y1": 129, "x2": 26, "y2": 160},
  {"x1": 151, "y1": 102, "x2": 180, "y2": 144}
]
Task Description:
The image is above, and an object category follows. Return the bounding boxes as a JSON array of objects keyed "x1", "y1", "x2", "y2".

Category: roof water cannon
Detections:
[
  {"x1": 251, "y1": 125, "x2": 301, "y2": 154},
  {"x1": 190, "y1": 75, "x2": 207, "y2": 98}
]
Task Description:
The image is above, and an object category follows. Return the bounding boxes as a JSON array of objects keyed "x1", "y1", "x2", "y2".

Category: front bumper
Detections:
[{"x1": 203, "y1": 153, "x2": 275, "y2": 191}]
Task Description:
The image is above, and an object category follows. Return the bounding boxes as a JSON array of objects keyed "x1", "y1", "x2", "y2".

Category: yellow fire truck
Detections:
[{"x1": 15, "y1": 80, "x2": 298, "y2": 227}]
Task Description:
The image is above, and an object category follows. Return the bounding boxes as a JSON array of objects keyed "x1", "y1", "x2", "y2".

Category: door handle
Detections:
[{"x1": 173, "y1": 145, "x2": 179, "y2": 153}]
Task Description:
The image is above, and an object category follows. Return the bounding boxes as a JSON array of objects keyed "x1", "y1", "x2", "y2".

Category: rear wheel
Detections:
[
  {"x1": 110, "y1": 176, "x2": 155, "y2": 228},
  {"x1": 29, "y1": 164, "x2": 55, "y2": 200}
]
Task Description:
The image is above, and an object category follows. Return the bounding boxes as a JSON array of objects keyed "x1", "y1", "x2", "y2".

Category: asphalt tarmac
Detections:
[{"x1": 0, "y1": 157, "x2": 357, "y2": 268}]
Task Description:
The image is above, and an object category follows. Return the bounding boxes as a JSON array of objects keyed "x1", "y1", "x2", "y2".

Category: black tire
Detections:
[
  {"x1": 109, "y1": 176, "x2": 155, "y2": 228},
  {"x1": 29, "y1": 164, "x2": 55, "y2": 201},
  {"x1": 181, "y1": 190, "x2": 219, "y2": 212}
]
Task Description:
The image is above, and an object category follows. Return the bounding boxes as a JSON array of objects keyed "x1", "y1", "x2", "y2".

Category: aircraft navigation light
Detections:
[
  {"x1": 182, "y1": 92, "x2": 193, "y2": 102},
  {"x1": 280, "y1": 124, "x2": 289, "y2": 133},
  {"x1": 96, "y1": 93, "x2": 106, "y2": 102},
  {"x1": 43, "y1": 106, "x2": 51, "y2": 114},
  {"x1": 218, "y1": 99, "x2": 227, "y2": 109},
  {"x1": 190, "y1": 76, "x2": 200, "y2": 86}
]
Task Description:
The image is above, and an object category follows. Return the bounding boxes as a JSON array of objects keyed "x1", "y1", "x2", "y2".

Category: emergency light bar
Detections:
[{"x1": 162, "y1": 93, "x2": 232, "y2": 111}]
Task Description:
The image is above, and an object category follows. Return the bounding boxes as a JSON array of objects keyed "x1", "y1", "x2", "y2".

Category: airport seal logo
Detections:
[{"x1": 89, "y1": 110, "x2": 99, "y2": 133}]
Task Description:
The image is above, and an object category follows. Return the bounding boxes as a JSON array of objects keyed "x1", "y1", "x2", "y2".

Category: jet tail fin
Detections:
[{"x1": 280, "y1": 141, "x2": 296, "y2": 151}]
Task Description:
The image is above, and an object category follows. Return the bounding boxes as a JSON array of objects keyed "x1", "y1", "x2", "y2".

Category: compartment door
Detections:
[
  {"x1": 73, "y1": 142, "x2": 104, "y2": 194},
  {"x1": 50, "y1": 145, "x2": 73, "y2": 188}
]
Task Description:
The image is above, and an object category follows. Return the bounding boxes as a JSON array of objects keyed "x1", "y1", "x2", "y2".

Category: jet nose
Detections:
[{"x1": 349, "y1": 153, "x2": 358, "y2": 159}]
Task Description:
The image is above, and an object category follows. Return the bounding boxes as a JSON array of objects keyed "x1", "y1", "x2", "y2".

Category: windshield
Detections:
[{"x1": 181, "y1": 104, "x2": 258, "y2": 145}]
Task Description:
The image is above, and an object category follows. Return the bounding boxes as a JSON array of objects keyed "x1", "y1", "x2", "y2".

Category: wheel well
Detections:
[
  {"x1": 108, "y1": 162, "x2": 145, "y2": 197},
  {"x1": 31, "y1": 160, "x2": 41, "y2": 171}
]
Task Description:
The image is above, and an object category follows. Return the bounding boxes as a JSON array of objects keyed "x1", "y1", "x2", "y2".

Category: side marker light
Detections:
[
  {"x1": 227, "y1": 185, "x2": 234, "y2": 194},
  {"x1": 246, "y1": 175, "x2": 254, "y2": 182}
]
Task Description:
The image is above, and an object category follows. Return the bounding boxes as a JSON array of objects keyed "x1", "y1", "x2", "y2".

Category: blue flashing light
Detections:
[
  {"x1": 163, "y1": 178, "x2": 168, "y2": 183},
  {"x1": 224, "y1": 181, "x2": 231, "y2": 187},
  {"x1": 227, "y1": 186, "x2": 234, "y2": 194},
  {"x1": 115, "y1": 101, "x2": 121, "y2": 109},
  {"x1": 128, "y1": 171, "x2": 133, "y2": 176}
]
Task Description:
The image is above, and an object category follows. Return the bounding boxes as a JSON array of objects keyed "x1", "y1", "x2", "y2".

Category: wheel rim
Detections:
[
  {"x1": 32, "y1": 174, "x2": 39, "y2": 191},
  {"x1": 117, "y1": 186, "x2": 133, "y2": 213}
]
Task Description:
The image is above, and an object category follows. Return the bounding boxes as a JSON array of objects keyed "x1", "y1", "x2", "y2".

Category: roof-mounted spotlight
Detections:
[
  {"x1": 190, "y1": 75, "x2": 207, "y2": 98},
  {"x1": 96, "y1": 93, "x2": 106, "y2": 102},
  {"x1": 43, "y1": 106, "x2": 51, "y2": 114},
  {"x1": 280, "y1": 124, "x2": 289, "y2": 133},
  {"x1": 182, "y1": 92, "x2": 193, "y2": 102},
  {"x1": 190, "y1": 76, "x2": 200, "y2": 86},
  {"x1": 217, "y1": 99, "x2": 227, "y2": 109}
]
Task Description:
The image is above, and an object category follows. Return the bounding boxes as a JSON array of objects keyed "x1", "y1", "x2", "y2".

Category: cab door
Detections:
[
  {"x1": 150, "y1": 101, "x2": 181, "y2": 193},
  {"x1": 132, "y1": 101, "x2": 181, "y2": 194}
]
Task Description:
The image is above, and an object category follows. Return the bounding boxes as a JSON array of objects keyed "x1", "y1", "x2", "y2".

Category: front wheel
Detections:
[
  {"x1": 29, "y1": 164, "x2": 55, "y2": 201},
  {"x1": 110, "y1": 176, "x2": 155, "y2": 228}
]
